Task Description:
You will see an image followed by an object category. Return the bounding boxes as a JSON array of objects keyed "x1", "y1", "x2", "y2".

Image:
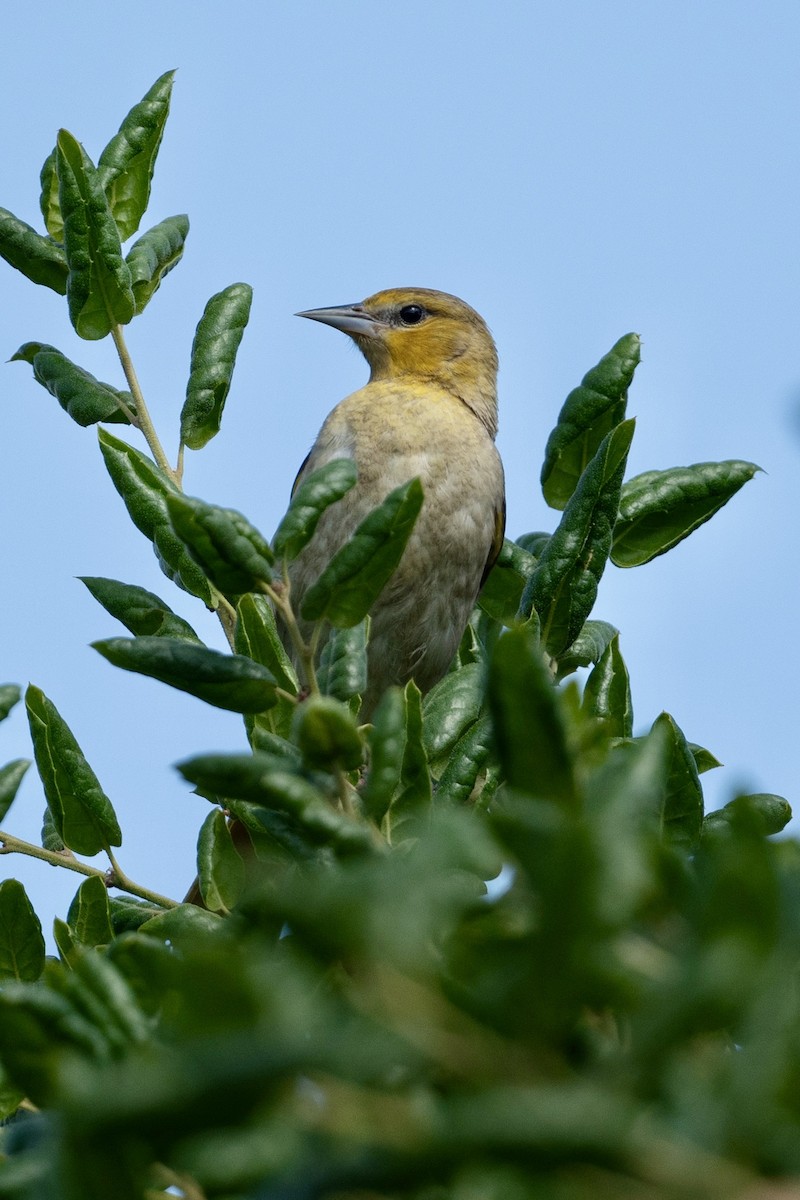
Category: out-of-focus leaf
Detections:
[
  {"x1": 612, "y1": 461, "x2": 761, "y2": 567},
  {"x1": 39, "y1": 147, "x2": 63, "y2": 241},
  {"x1": 522, "y1": 420, "x2": 635, "y2": 657},
  {"x1": 582, "y1": 633, "x2": 633, "y2": 739},
  {"x1": 651, "y1": 712, "x2": 704, "y2": 851},
  {"x1": 0, "y1": 684, "x2": 21, "y2": 722},
  {"x1": 704, "y1": 793, "x2": 792, "y2": 839},
  {"x1": 0, "y1": 880, "x2": 45, "y2": 982},
  {"x1": 97, "y1": 69, "x2": 175, "y2": 241},
  {"x1": 92, "y1": 637, "x2": 278, "y2": 714},
  {"x1": 98, "y1": 429, "x2": 212, "y2": 604},
  {"x1": 126, "y1": 214, "x2": 189, "y2": 312},
  {"x1": 435, "y1": 714, "x2": 496, "y2": 807},
  {"x1": 689, "y1": 743, "x2": 723, "y2": 775},
  {"x1": 80, "y1": 576, "x2": 200, "y2": 641},
  {"x1": 384, "y1": 682, "x2": 431, "y2": 843},
  {"x1": 555, "y1": 620, "x2": 619, "y2": 681},
  {"x1": 180, "y1": 283, "x2": 253, "y2": 449},
  {"x1": 56, "y1": 129, "x2": 134, "y2": 338},
  {"x1": 0, "y1": 207, "x2": 67, "y2": 293},
  {"x1": 0, "y1": 759, "x2": 31, "y2": 823},
  {"x1": 293, "y1": 696, "x2": 364, "y2": 772},
  {"x1": 166, "y1": 492, "x2": 274, "y2": 595},
  {"x1": 12, "y1": 342, "x2": 134, "y2": 425},
  {"x1": 301, "y1": 478, "x2": 424, "y2": 628},
  {"x1": 25, "y1": 685, "x2": 121, "y2": 855},
  {"x1": 197, "y1": 810, "x2": 246, "y2": 913},
  {"x1": 541, "y1": 333, "x2": 640, "y2": 509},
  {"x1": 273, "y1": 458, "x2": 358, "y2": 561},
  {"x1": 317, "y1": 619, "x2": 369, "y2": 704},
  {"x1": 362, "y1": 687, "x2": 406, "y2": 825}
]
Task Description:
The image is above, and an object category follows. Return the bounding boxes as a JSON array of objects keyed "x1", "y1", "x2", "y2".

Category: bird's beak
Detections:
[{"x1": 295, "y1": 303, "x2": 381, "y2": 339}]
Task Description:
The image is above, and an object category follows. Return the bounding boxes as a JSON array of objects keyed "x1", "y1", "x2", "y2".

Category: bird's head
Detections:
[{"x1": 297, "y1": 287, "x2": 499, "y2": 436}]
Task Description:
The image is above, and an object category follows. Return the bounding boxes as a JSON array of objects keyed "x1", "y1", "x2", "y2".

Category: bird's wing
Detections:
[
  {"x1": 480, "y1": 495, "x2": 506, "y2": 589},
  {"x1": 290, "y1": 449, "x2": 313, "y2": 497}
]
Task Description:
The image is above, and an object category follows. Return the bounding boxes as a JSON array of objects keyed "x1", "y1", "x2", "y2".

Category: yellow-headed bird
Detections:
[{"x1": 289, "y1": 287, "x2": 505, "y2": 717}]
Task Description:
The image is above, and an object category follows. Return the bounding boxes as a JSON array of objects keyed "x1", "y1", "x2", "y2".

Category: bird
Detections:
[{"x1": 287, "y1": 287, "x2": 505, "y2": 719}]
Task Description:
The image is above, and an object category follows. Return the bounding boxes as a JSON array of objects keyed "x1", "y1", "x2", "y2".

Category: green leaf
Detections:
[
  {"x1": 651, "y1": 712, "x2": 704, "y2": 851},
  {"x1": 166, "y1": 492, "x2": 274, "y2": 595},
  {"x1": 301, "y1": 478, "x2": 424, "y2": 627},
  {"x1": 108, "y1": 896, "x2": 167, "y2": 934},
  {"x1": 582, "y1": 633, "x2": 633, "y2": 739},
  {"x1": 41, "y1": 805, "x2": 64, "y2": 851},
  {"x1": 0, "y1": 207, "x2": 67, "y2": 293},
  {"x1": 56, "y1": 129, "x2": 135, "y2": 338},
  {"x1": 39, "y1": 147, "x2": 63, "y2": 241},
  {"x1": 422, "y1": 662, "x2": 484, "y2": 764},
  {"x1": 0, "y1": 759, "x2": 31, "y2": 823},
  {"x1": 53, "y1": 916, "x2": 80, "y2": 966},
  {"x1": 478, "y1": 539, "x2": 537, "y2": 624},
  {"x1": 12, "y1": 342, "x2": 134, "y2": 425},
  {"x1": 97, "y1": 69, "x2": 175, "y2": 241},
  {"x1": 139, "y1": 904, "x2": 223, "y2": 947},
  {"x1": 522, "y1": 419, "x2": 635, "y2": 657},
  {"x1": 384, "y1": 681, "x2": 431, "y2": 843},
  {"x1": 197, "y1": 809, "x2": 246, "y2": 913},
  {"x1": 293, "y1": 696, "x2": 364, "y2": 772},
  {"x1": 541, "y1": 333, "x2": 640, "y2": 509},
  {"x1": 488, "y1": 626, "x2": 576, "y2": 806},
  {"x1": 611, "y1": 460, "x2": 761, "y2": 567},
  {"x1": 0, "y1": 880, "x2": 45, "y2": 982},
  {"x1": 125, "y1": 214, "x2": 189, "y2": 313},
  {"x1": 235, "y1": 594, "x2": 298, "y2": 694},
  {"x1": 98, "y1": 429, "x2": 212, "y2": 604},
  {"x1": 65, "y1": 950, "x2": 151, "y2": 1048},
  {"x1": 0, "y1": 684, "x2": 21, "y2": 722},
  {"x1": 66, "y1": 875, "x2": 114, "y2": 948},
  {"x1": 361, "y1": 687, "x2": 406, "y2": 824},
  {"x1": 273, "y1": 458, "x2": 358, "y2": 561},
  {"x1": 435, "y1": 714, "x2": 496, "y2": 807},
  {"x1": 317, "y1": 619, "x2": 368, "y2": 704},
  {"x1": 25, "y1": 685, "x2": 121, "y2": 855},
  {"x1": 689, "y1": 742, "x2": 723, "y2": 775},
  {"x1": 177, "y1": 753, "x2": 376, "y2": 856},
  {"x1": 704, "y1": 793, "x2": 792, "y2": 839},
  {"x1": 180, "y1": 283, "x2": 253, "y2": 449},
  {"x1": 554, "y1": 620, "x2": 619, "y2": 681},
  {"x1": 80, "y1": 576, "x2": 201, "y2": 640},
  {"x1": 92, "y1": 636, "x2": 278, "y2": 713}
]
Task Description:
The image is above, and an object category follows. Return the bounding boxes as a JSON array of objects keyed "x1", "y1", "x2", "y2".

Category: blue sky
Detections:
[{"x1": 1, "y1": 2, "x2": 798, "y2": 925}]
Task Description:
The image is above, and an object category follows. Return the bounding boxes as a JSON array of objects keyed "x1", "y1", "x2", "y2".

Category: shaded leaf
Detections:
[
  {"x1": 317, "y1": 619, "x2": 368, "y2": 704},
  {"x1": 0, "y1": 207, "x2": 67, "y2": 293},
  {"x1": 555, "y1": 620, "x2": 619, "y2": 681},
  {"x1": 80, "y1": 576, "x2": 200, "y2": 640},
  {"x1": 478, "y1": 539, "x2": 537, "y2": 624},
  {"x1": 0, "y1": 880, "x2": 45, "y2": 982},
  {"x1": 293, "y1": 696, "x2": 364, "y2": 772},
  {"x1": 582, "y1": 633, "x2": 633, "y2": 739},
  {"x1": 197, "y1": 810, "x2": 246, "y2": 913},
  {"x1": 166, "y1": 492, "x2": 274, "y2": 595},
  {"x1": 0, "y1": 684, "x2": 21, "y2": 722},
  {"x1": 651, "y1": 712, "x2": 704, "y2": 851},
  {"x1": 0, "y1": 759, "x2": 31, "y2": 823},
  {"x1": 66, "y1": 875, "x2": 114, "y2": 948}
]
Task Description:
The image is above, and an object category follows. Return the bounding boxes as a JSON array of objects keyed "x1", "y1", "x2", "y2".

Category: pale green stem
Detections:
[
  {"x1": 110, "y1": 323, "x2": 177, "y2": 482},
  {"x1": 0, "y1": 830, "x2": 179, "y2": 909}
]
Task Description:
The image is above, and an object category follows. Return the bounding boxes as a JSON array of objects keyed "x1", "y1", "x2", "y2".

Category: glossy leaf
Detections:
[
  {"x1": 166, "y1": 492, "x2": 274, "y2": 595},
  {"x1": 41, "y1": 806, "x2": 64, "y2": 852},
  {"x1": 301, "y1": 477, "x2": 424, "y2": 627},
  {"x1": 523, "y1": 420, "x2": 635, "y2": 657},
  {"x1": 80, "y1": 576, "x2": 200, "y2": 641},
  {"x1": 361, "y1": 687, "x2": 406, "y2": 824},
  {"x1": 235, "y1": 593, "x2": 298, "y2": 693},
  {"x1": 704, "y1": 793, "x2": 792, "y2": 839},
  {"x1": 478, "y1": 538, "x2": 537, "y2": 624},
  {"x1": 555, "y1": 620, "x2": 619, "y2": 681},
  {"x1": 178, "y1": 753, "x2": 376, "y2": 856},
  {"x1": 180, "y1": 283, "x2": 253, "y2": 449},
  {"x1": 651, "y1": 712, "x2": 704, "y2": 851},
  {"x1": 582, "y1": 633, "x2": 633, "y2": 738},
  {"x1": 66, "y1": 875, "x2": 114, "y2": 948},
  {"x1": 0, "y1": 206, "x2": 67, "y2": 293},
  {"x1": 126, "y1": 214, "x2": 189, "y2": 313},
  {"x1": 97, "y1": 69, "x2": 175, "y2": 241},
  {"x1": 56, "y1": 129, "x2": 135, "y2": 338},
  {"x1": 488, "y1": 625, "x2": 576, "y2": 806},
  {"x1": 0, "y1": 759, "x2": 31, "y2": 823},
  {"x1": 0, "y1": 880, "x2": 45, "y2": 982},
  {"x1": 39, "y1": 147, "x2": 63, "y2": 241},
  {"x1": 25, "y1": 685, "x2": 121, "y2": 855},
  {"x1": 273, "y1": 458, "x2": 358, "y2": 561},
  {"x1": 12, "y1": 342, "x2": 134, "y2": 425},
  {"x1": 197, "y1": 810, "x2": 246, "y2": 913},
  {"x1": 384, "y1": 681, "x2": 431, "y2": 843},
  {"x1": 690, "y1": 743, "x2": 723, "y2": 775},
  {"x1": 293, "y1": 696, "x2": 364, "y2": 772},
  {"x1": 98, "y1": 429, "x2": 212, "y2": 604},
  {"x1": 92, "y1": 636, "x2": 278, "y2": 714},
  {"x1": 317, "y1": 619, "x2": 368, "y2": 703},
  {"x1": 435, "y1": 714, "x2": 496, "y2": 807},
  {"x1": 422, "y1": 662, "x2": 484, "y2": 763},
  {"x1": 0, "y1": 684, "x2": 21, "y2": 722},
  {"x1": 541, "y1": 333, "x2": 640, "y2": 510},
  {"x1": 612, "y1": 460, "x2": 761, "y2": 567}
]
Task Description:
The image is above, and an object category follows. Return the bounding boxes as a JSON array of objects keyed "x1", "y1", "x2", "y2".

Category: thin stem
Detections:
[
  {"x1": 215, "y1": 593, "x2": 238, "y2": 649},
  {"x1": 110, "y1": 324, "x2": 177, "y2": 483},
  {"x1": 0, "y1": 830, "x2": 179, "y2": 909},
  {"x1": 176, "y1": 440, "x2": 186, "y2": 487},
  {"x1": 265, "y1": 575, "x2": 320, "y2": 696}
]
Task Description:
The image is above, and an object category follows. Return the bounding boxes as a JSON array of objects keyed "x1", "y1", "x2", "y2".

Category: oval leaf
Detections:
[
  {"x1": 66, "y1": 875, "x2": 114, "y2": 948},
  {"x1": 180, "y1": 283, "x2": 253, "y2": 450},
  {"x1": 0, "y1": 207, "x2": 67, "y2": 294},
  {"x1": 79, "y1": 576, "x2": 200, "y2": 641},
  {"x1": 12, "y1": 343, "x2": 134, "y2": 426},
  {"x1": 582, "y1": 633, "x2": 633, "y2": 739},
  {"x1": 317, "y1": 619, "x2": 368, "y2": 704},
  {"x1": 92, "y1": 636, "x2": 278, "y2": 713},
  {"x1": 126, "y1": 214, "x2": 189, "y2": 313},
  {"x1": 197, "y1": 809, "x2": 246, "y2": 913},
  {"x1": 39, "y1": 148, "x2": 64, "y2": 241},
  {"x1": 273, "y1": 458, "x2": 358, "y2": 561},
  {"x1": 166, "y1": 492, "x2": 274, "y2": 596},
  {"x1": 611, "y1": 460, "x2": 761, "y2": 567},
  {"x1": 0, "y1": 685, "x2": 21, "y2": 723},
  {"x1": 0, "y1": 759, "x2": 31, "y2": 824},
  {"x1": 0, "y1": 881, "x2": 45, "y2": 982}
]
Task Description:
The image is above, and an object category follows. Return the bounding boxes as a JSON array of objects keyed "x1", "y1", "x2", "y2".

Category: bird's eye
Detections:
[{"x1": 398, "y1": 304, "x2": 426, "y2": 326}]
